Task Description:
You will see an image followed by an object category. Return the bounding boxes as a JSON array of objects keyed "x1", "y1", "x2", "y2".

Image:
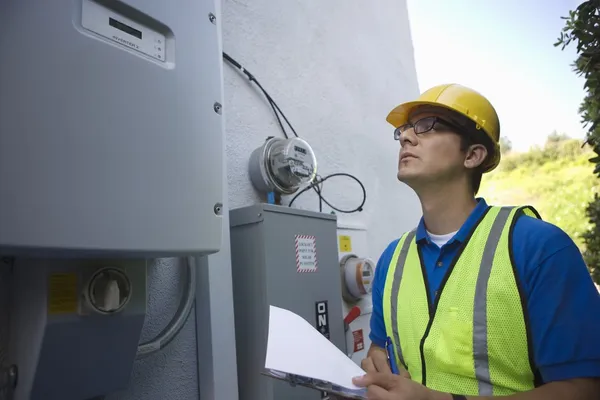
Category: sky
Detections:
[{"x1": 406, "y1": 0, "x2": 587, "y2": 152}]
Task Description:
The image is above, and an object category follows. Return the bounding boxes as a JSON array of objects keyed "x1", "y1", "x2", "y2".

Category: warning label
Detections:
[
  {"x1": 353, "y1": 329, "x2": 365, "y2": 352},
  {"x1": 295, "y1": 235, "x2": 317, "y2": 273},
  {"x1": 339, "y1": 235, "x2": 352, "y2": 252},
  {"x1": 48, "y1": 273, "x2": 79, "y2": 315}
]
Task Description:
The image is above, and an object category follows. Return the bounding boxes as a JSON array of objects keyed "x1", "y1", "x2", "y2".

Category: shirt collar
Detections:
[{"x1": 415, "y1": 198, "x2": 490, "y2": 245}]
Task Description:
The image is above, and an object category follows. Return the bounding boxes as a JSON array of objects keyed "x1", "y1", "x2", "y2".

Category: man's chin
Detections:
[{"x1": 397, "y1": 171, "x2": 416, "y2": 184}]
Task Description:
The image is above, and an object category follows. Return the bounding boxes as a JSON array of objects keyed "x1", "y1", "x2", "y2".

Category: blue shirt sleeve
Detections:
[
  {"x1": 514, "y1": 216, "x2": 600, "y2": 383},
  {"x1": 369, "y1": 239, "x2": 399, "y2": 349}
]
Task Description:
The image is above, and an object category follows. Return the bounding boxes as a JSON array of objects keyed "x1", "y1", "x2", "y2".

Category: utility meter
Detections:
[
  {"x1": 249, "y1": 137, "x2": 317, "y2": 195},
  {"x1": 340, "y1": 254, "x2": 375, "y2": 303}
]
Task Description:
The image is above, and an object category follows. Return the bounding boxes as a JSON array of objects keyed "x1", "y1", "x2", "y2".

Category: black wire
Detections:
[
  {"x1": 222, "y1": 52, "x2": 366, "y2": 214},
  {"x1": 288, "y1": 173, "x2": 367, "y2": 214},
  {"x1": 223, "y1": 52, "x2": 295, "y2": 139}
]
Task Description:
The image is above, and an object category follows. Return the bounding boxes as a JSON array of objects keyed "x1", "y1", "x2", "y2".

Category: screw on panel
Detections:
[
  {"x1": 208, "y1": 13, "x2": 217, "y2": 24},
  {"x1": 213, "y1": 102, "x2": 222, "y2": 115},
  {"x1": 214, "y1": 203, "x2": 223, "y2": 215}
]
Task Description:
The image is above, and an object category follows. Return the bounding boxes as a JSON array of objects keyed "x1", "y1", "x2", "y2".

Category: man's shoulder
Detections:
[
  {"x1": 512, "y1": 211, "x2": 574, "y2": 247},
  {"x1": 510, "y1": 210, "x2": 585, "y2": 285}
]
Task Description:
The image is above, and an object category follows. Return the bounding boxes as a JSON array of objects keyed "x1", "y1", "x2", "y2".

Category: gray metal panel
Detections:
[
  {"x1": 230, "y1": 203, "x2": 337, "y2": 228},
  {"x1": 229, "y1": 204, "x2": 346, "y2": 400},
  {"x1": 0, "y1": 0, "x2": 224, "y2": 257},
  {"x1": 8, "y1": 259, "x2": 147, "y2": 400},
  {"x1": 195, "y1": 48, "x2": 240, "y2": 398}
]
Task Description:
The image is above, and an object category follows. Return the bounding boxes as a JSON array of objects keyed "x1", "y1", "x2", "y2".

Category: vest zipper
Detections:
[{"x1": 416, "y1": 207, "x2": 492, "y2": 387}]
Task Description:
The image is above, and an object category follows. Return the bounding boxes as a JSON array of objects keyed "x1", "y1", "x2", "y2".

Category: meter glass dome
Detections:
[{"x1": 269, "y1": 137, "x2": 317, "y2": 189}]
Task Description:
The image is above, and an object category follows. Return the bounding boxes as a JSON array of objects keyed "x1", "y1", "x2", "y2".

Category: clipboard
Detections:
[{"x1": 261, "y1": 369, "x2": 367, "y2": 399}]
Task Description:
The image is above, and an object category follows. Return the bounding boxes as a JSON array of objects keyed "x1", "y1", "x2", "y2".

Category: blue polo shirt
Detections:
[{"x1": 369, "y1": 198, "x2": 600, "y2": 384}]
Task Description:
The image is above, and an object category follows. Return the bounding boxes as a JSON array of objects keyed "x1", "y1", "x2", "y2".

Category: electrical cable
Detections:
[
  {"x1": 223, "y1": 52, "x2": 367, "y2": 213},
  {"x1": 136, "y1": 257, "x2": 196, "y2": 359}
]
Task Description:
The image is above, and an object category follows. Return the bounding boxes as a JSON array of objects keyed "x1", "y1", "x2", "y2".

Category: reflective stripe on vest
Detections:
[{"x1": 382, "y1": 205, "x2": 541, "y2": 396}]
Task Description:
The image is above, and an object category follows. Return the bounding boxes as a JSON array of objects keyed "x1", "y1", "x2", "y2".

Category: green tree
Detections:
[
  {"x1": 547, "y1": 130, "x2": 570, "y2": 143},
  {"x1": 556, "y1": 1, "x2": 600, "y2": 283}
]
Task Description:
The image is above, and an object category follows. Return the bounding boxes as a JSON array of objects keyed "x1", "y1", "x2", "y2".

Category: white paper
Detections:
[{"x1": 264, "y1": 305, "x2": 366, "y2": 391}]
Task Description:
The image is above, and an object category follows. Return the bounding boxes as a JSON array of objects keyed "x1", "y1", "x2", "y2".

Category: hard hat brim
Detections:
[{"x1": 386, "y1": 100, "x2": 465, "y2": 128}]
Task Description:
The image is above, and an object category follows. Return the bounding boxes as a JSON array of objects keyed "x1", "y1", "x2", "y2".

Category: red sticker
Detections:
[{"x1": 353, "y1": 329, "x2": 364, "y2": 352}]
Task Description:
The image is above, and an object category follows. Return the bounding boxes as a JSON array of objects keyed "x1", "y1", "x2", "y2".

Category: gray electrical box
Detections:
[
  {"x1": 0, "y1": 0, "x2": 224, "y2": 257},
  {"x1": 229, "y1": 204, "x2": 346, "y2": 400}
]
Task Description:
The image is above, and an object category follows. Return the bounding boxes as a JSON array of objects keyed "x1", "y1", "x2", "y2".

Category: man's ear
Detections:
[{"x1": 464, "y1": 144, "x2": 488, "y2": 170}]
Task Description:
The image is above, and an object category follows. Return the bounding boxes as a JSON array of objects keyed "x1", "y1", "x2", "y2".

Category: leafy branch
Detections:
[{"x1": 556, "y1": 0, "x2": 600, "y2": 283}]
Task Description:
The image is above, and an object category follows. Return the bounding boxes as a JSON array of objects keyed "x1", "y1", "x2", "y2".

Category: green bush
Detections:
[
  {"x1": 480, "y1": 140, "x2": 597, "y2": 251},
  {"x1": 556, "y1": 1, "x2": 600, "y2": 284}
]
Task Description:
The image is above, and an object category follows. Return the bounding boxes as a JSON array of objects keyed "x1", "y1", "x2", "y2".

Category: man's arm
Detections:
[{"x1": 363, "y1": 240, "x2": 399, "y2": 373}]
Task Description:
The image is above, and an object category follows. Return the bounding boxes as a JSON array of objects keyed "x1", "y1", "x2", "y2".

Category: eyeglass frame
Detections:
[{"x1": 393, "y1": 116, "x2": 465, "y2": 141}]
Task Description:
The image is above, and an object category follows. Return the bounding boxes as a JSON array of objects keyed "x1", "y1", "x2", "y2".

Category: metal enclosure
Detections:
[
  {"x1": 0, "y1": 0, "x2": 224, "y2": 257},
  {"x1": 8, "y1": 258, "x2": 147, "y2": 400},
  {"x1": 229, "y1": 204, "x2": 346, "y2": 400}
]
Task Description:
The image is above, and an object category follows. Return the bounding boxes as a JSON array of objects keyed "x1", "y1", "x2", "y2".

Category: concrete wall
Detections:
[{"x1": 67, "y1": 1, "x2": 420, "y2": 400}]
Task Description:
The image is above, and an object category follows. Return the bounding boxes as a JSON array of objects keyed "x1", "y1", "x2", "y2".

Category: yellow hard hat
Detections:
[{"x1": 386, "y1": 83, "x2": 501, "y2": 172}]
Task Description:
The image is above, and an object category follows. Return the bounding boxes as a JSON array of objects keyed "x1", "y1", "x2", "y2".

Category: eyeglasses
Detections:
[{"x1": 393, "y1": 116, "x2": 458, "y2": 140}]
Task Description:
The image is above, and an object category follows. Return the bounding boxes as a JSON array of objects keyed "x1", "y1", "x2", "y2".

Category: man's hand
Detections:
[
  {"x1": 351, "y1": 372, "x2": 446, "y2": 400},
  {"x1": 361, "y1": 345, "x2": 392, "y2": 374},
  {"x1": 360, "y1": 344, "x2": 411, "y2": 378}
]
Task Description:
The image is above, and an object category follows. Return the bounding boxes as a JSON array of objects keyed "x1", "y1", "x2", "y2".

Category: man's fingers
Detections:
[
  {"x1": 366, "y1": 384, "x2": 393, "y2": 400},
  {"x1": 352, "y1": 372, "x2": 397, "y2": 390},
  {"x1": 399, "y1": 367, "x2": 411, "y2": 379},
  {"x1": 371, "y1": 351, "x2": 392, "y2": 373},
  {"x1": 361, "y1": 357, "x2": 377, "y2": 373}
]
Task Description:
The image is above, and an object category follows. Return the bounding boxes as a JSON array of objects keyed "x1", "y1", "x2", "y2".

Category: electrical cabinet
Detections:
[
  {"x1": 8, "y1": 258, "x2": 147, "y2": 400},
  {"x1": 0, "y1": 0, "x2": 224, "y2": 257},
  {"x1": 229, "y1": 204, "x2": 346, "y2": 400}
]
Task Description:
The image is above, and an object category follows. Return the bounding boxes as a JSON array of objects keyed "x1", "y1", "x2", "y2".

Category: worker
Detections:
[{"x1": 352, "y1": 84, "x2": 600, "y2": 399}]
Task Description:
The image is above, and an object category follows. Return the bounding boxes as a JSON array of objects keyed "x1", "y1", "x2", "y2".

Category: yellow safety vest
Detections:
[{"x1": 383, "y1": 205, "x2": 542, "y2": 396}]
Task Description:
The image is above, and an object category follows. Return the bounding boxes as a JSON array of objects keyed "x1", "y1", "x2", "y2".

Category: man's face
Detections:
[{"x1": 396, "y1": 109, "x2": 472, "y2": 188}]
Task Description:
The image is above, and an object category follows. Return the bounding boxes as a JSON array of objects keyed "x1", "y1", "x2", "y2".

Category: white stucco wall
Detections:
[
  {"x1": 107, "y1": 1, "x2": 423, "y2": 399},
  {"x1": 223, "y1": 0, "x2": 422, "y2": 256}
]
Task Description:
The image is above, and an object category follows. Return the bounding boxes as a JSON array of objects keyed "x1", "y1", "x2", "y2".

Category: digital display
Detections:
[
  {"x1": 362, "y1": 270, "x2": 371, "y2": 277},
  {"x1": 294, "y1": 146, "x2": 307, "y2": 155},
  {"x1": 109, "y1": 17, "x2": 142, "y2": 39}
]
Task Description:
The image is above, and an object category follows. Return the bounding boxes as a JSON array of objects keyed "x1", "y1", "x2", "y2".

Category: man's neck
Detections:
[{"x1": 417, "y1": 185, "x2": 477, "y2": 235}]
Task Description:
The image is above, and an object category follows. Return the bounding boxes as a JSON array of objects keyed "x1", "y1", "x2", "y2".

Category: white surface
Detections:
[
  {"x1": 265, "y1": 305, "x2": 365, "y2": 390},
  {"x1": 224, "y1": 0, "x2": 422, "y2": 266},
  {"x1": 81, "y1": 0, "x2": 166, "y2": 61}
]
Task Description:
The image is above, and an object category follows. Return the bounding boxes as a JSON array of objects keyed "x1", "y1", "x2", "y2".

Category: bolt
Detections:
[
  {"x1": 208, "y1": 13, "x2": 216, "y2": 24},
  {"x1": 214, "y1": 203, "x2": 223, "y2": 215},
  {"x1": 213, "y1": 102, "x2": 222, "y2": 115}
]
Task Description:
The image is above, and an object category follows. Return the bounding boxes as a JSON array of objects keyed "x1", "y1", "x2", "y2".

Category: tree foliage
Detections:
[{"x1": 556, "y1": 0, "x2": 600, "y2": 283}]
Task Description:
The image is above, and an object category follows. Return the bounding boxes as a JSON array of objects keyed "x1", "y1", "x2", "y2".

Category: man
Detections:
[{"x1": 353, "y1": 84, "x2": 600, "y2": 399}]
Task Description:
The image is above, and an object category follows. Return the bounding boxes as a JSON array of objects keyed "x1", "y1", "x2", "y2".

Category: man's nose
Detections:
[{"x1": 400, "y1": 128, "x2": 417, "y2": 147}]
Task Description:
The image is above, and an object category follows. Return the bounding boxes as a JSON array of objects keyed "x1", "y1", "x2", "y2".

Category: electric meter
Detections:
[
  {"x1": 340, "y1": 254, "x2": 375, "y2": 303},
  {"x1": 249, "y1": 137, "x2": 317, "y2": 195}
]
